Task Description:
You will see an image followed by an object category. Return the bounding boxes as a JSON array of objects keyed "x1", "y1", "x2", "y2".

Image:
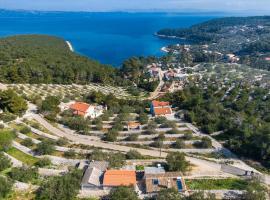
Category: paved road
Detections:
[{"x1": 31, "y1": 114, "x2": 231, "y2": 177}]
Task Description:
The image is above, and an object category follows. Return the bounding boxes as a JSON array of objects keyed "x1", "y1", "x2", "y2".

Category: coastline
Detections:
[
  {"x1": 154, "y1": 32, "x2": 185, "y2": 40},
  {"x1": 66, "y1": 40, "x2": 74, "y2": 52}
]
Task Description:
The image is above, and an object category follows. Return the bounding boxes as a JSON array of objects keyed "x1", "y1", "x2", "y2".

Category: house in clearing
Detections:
[
  {"x1": 144, "y1": 172, "x2": 186, "y2": 193},
  {"x1": 68, "y1": 101, "x2": 105, "y2": 118},
  {"x1": 103, "y1": 170, "x2": 137, "y2": 189},
  {"x1": 150, "y1": 100, "x2": 173, "y2": 117}
]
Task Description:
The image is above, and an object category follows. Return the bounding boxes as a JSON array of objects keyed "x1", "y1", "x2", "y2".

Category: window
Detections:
[{"x1": 152, "y1": 179, "x2": 159, "y2": 185}]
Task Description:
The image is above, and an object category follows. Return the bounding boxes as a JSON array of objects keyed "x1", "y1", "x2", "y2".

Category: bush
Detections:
[
  {"x1": 112, "y1": 122, "x2": 124, "y2": 131},
  {"x1": 151, "y1": 140, "x2": 163, "y2": 148},
  {"x1": 147, "y1": 121, "x2": 158, "y2": 130},
  {"x1": 20, "y1": 126, "x2": 31, "y2": 134},
  {"x1": 35, "y1": 157, "x2": 52, "y2": 167},
  {"x1": 174, "y1": 139, "x2": 185, "y2": 149},
  {"x1": 9, "y1": 166, "x2": 38, "y2": 182},
  {"x1": 108, "y1": 153, "x2": 126, "y2": 168},
  {"x1": 156, "y1": 133, "x2": 165, "y2": 141},
  {"x1": 137, "y1": 113, "x2": 149, "y2": 124},
  {"x1": 56, "y1": 137, "x2": 69, "y2": 146},
  {"x1": 126, "y1": 150, "x2": 143, "y2": 159},
  {"x1": 166, "y1": 128, "x2": 180, "y2": 134},
  {"x1": 109, "y1": 186, "x2": 139, "y2": 200},
  {"x1": 194, "y1": 137, "x2": 212, "y2": 148},
  {"x1": 160, "y1": 121, "x2": 177, "y2": 129},
  {"x1": 35, "y1": 140, "x2": 55, "y2": 155},
  {"x1": 0, "y1": 152, "x2": 11, "y2": 171},
  {"x1": 64, "y1": 150, "x2": 76, "y2": 158},
  {"x1": 125, "y1": 134, "x2": 139, "y2": 141},
  {"x1": 183, "y1": 132, "x2": 193, "y2": 140},
  {"x1": 0, "y1": 176, "x2": 13, "y2": 199},
  {"x1": 0, "y1": 130, "x2": 15, "y2": 151},
  {"x1": 0, "y1": 112, "x2": 17, "y2": 122},
  {"x1": 103, "y1": 130, "x2": 119, "y2": 142},
  {"x1": 36, "y1": 170, "x2": 82, "y2": 200},
  {"x1": 166, "y1": 152, "x2": 190, "y2": 172},
  {"x1": 21, "y1": 138, "x2": 34, "y2": 147},
  {"x1": 154, "y1": 116, "x2": 167, "y2": 124}
]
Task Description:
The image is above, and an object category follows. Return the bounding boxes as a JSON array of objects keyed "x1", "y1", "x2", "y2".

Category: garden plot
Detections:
[{"x1": 7, "y1": 83, "x2": 132, "y2": 100}]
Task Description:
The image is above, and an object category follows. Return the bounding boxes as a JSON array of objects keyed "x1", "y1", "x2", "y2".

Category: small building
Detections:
[
  {"x1": 69, "y1": 101, "x2": 104, "y2": 118},
  {"x1": 103, "y1": 170, "x2": 136, "y2": 188},
  {"x1": 144, "y1": 165, "x2": 165, "y2": 175},
  {"x1": 150, "y1": 100, "x2": 173, "y2": 117},
  {"x1": 144, "y1": 172, "x2": 186, "y2": 193},
  {"x1": 81, "y1": 161, "x2": 109, "y2": 190},
  {"x1": 127, "y1": 121, "x2": 141, "y2": 131}
]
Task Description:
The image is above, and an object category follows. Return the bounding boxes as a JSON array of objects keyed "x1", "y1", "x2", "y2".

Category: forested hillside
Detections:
[
  {"x1": 158, "y1": 16, "x2": 270, "y2": 70},
  {"x1": 0, "y1": 35, "x2": 123, "y2": 84}
]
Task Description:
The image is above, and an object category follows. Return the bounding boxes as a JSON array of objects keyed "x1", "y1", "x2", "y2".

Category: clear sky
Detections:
[{"x1": 1, "y1": 0, "x2": 270, "y2": 13}]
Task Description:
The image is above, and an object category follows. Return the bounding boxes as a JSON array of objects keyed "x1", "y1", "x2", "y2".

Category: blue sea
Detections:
[{"x1": 0, "y1": 11, "x2": 217, "y2": 66}]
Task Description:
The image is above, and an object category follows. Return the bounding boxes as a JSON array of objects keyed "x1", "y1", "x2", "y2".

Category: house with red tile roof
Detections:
[
  {"x1": 68, "y1": 101, "x2": 105, "y2": 118},
  {"x1": 103, "y1": 170, "x2": 136, "y2": 188},
  {"x1": 150, "y1": 100, "x2": 173, "y2": 117}
]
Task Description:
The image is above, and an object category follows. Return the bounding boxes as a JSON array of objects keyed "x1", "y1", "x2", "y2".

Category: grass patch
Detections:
[
  {"x1": 6, "y1": 147, "x2": 39, "y2": 166},
  {"x1": 185, "y1": 178, "x2": 248, "y2": 190},
  {"x1": 6, "y1": 190, "x2": 35, "y2": 200}
]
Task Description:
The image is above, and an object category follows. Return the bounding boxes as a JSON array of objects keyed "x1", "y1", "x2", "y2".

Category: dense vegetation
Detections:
[
  {"x1": 35, "y1": 169, "x2": 82, "y2": 200},
  {"x1": 0, "y1": 89, "x2": 27, "y2": 116},
  {"x1": 0, "y1": 35, "x2": 123, "y2": 85},
  {"x1": 162, "y1": 81, "x2": 270, "y2": 167}
]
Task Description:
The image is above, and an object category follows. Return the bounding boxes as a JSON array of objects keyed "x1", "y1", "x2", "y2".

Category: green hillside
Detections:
[{"x1": 0, "y1": 35, "x2": 121, "y2": 84}]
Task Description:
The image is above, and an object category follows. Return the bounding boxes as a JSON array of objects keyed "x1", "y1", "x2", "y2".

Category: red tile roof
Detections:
[
  {"x1": 70, "y1": 102, "x2": 90, "y2": 115},
  {"x1": 154, "y1": 107, "x2": 172, "y2": 116},
  {"x1": 152, "y1": 100, "x2": 170, "y2": 107},
  {"x1": 103, "y1": 170, "x2": 136, "y2": 187}
]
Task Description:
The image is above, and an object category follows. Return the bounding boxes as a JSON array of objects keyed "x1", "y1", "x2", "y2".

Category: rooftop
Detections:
[
  {"x1": 152, "y1": 100, "x2": 170, "y2": 108},
  {"x1": 153, "y1": 107, "x2": 172, "y2": 116},
  {"x1": 103, "y1": 170, "x2": 136, "y2": 187},
  {"x1": 70, "y1": 102, "x2": 91, "y2": 113}
]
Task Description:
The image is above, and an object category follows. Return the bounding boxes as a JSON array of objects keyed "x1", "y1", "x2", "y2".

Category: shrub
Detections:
[
  {"x1": 56, "y1": 137, "x2": 69, "y2": 146},
  {"x1": 103, "y1": 130, "x2": 119, "y2": 142},
  {"x1": 194, "y1": 137, "x2": 212, "y2": 148},
  {"x1": 160, "y1": 121, "x2": 177, "y2": 129},
  {"x1": 109, "y1": 186, "x2": 139, "y2": 200},
  {"x1": 166, "y1": 152, "x2": 190, "y2": 172},
  {"x1": 9, "y1": 167, "x2": 38, "y2": 182},
  {"x1": 166, "y1": 128, "x2": 180, "y2": 135},
  {"x1": 64, "y1": 150, "x2": 76, "y2": 158},
  {"x1": 20, "y1": 126, "x2": 31, "y2": 134},
  {"x1": 183, "y1": 132, "x2": 193, "y2": 140},
  {"x1": 156, "y1": 133, "x2": 165, "y2": 141},
  {"x1": 112, "y1": 122, "x2": 124, "y2": 131},
  {"x1": 154, "y1": 117, "x2": 167, "y2": 124},
  {"x1": 35, "y1": 170, "x2": 82, "y2": 200},
  {"x1": 35, "y1": 157, "x2": 52, "y2": 167},
  {"x1": 174, "y1": 139, "x2": 185, "y2": 149},
  {"x1": 126, "y1": 150, "x2": 143, "y2": 159},
  {"x1": 21, "y1": 138, "x2": 34, "y2": 147},
  {"x1": 0, "y1": 152, "x2": 11, "y2": 171},
  {"x1": 151, "y1": 140, "x2": 163, "y2": 148},
  {"x1": 125, "y1": 134, "x2": 139, "y2": 141},
  {"x1": 137, "y1": 113, "x2": 149, "y2": 124},
  {"x1": 0, "y1": 176, "x2": 13, "y2": 199},
  {"x1": 0, "y1": 113, "x2": 17, "y2": 122},
  {"x1": 35, "y1": 140, "x2": 55, "y2": 155}
]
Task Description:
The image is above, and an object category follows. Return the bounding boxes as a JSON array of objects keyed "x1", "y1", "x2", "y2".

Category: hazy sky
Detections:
[{"x1": 1, "y1": 0, "x2": 270, "y2": 13}]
